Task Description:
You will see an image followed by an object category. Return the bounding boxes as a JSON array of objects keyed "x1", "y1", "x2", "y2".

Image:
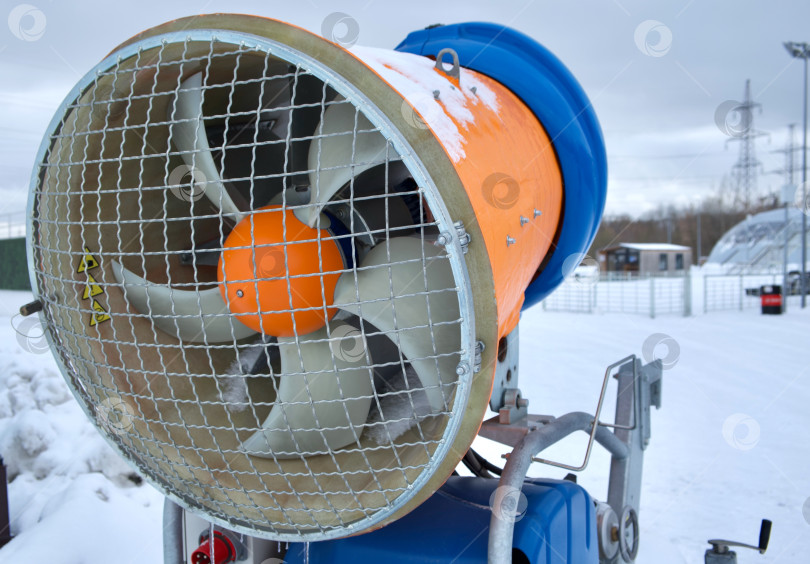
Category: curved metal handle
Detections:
[
  {"x1": 708, "y1": 519, "x2": 772, "y2": 555},
  {"x1": 434, "y1": 48, "x2": 461, "y2": 81}
]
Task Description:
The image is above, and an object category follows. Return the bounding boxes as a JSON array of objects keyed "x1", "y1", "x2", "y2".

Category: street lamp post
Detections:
[{"x1": 784, "y1": 41, "x2": 809, "y2": 308}]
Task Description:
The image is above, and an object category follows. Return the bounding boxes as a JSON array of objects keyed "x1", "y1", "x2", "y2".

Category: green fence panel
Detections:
[{"x1": 0, "y1": 238, "x2": 31, "y2": 291}]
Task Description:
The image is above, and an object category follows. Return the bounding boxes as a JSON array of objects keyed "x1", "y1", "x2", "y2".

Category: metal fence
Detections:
[
  {"x1": 0, "y1": 212, "x2": 26, "y2": 240},
  {"x1": 0, "y1": 208, "x2": 795, "y2": 316},
  {"x1": 542, "y1": 273, "x2": 691, "y2": 318},
  {"x1": 703, "y1": 272, "x2": 781, "y2": 313},
  {"x1": 541, "y1": 269, "x2": 800, "y2": 317}
]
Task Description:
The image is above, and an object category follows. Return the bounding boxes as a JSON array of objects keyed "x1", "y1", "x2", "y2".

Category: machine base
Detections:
[{"x1": 285, "y1": 476, "x2": 598, "y2": 564}]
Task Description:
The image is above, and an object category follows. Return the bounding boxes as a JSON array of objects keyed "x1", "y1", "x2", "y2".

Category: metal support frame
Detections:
[
  {"x1": 607, "y1": 358, "x2": 662, "y2": 521},
  {"x1": 163, "y1": 499, "x2": 184, "y2": 564},
  {"x1": 484, "y1": 355, "x2": 663, "y2": 564},
  {"x1": 488, "y1": 325, "x2": 524, "y2": 424},
  {"x1": 162, "y1": 351, "x2": 664, "y2": 564}
]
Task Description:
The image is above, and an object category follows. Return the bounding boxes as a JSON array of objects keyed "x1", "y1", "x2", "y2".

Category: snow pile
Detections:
[{"x1": 0, "y1": 291, "x2": 163, "y2": 563}]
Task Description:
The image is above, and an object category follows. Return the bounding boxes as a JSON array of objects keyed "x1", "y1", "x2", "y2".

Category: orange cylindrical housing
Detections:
[{"x1": 352, "y1": 48, "x2": 564, "y2": 337}]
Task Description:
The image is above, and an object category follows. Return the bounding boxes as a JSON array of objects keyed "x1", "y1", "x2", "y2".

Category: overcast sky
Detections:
[{"x1": 2, "y1": 0, "x2": 810, "y2": 221}]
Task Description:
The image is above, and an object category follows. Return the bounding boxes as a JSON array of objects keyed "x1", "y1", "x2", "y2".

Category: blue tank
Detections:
[
  {"x1": 284, "y1": 476, "x2": 598, "y2": 563},
  {"x1": 396, "y1": 22, "x2": 608, "y2": 309}
]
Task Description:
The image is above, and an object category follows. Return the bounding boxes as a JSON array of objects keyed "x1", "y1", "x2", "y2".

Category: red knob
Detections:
[{"x1": 190, "y1": 531, "x2": 236, "y2": 564}]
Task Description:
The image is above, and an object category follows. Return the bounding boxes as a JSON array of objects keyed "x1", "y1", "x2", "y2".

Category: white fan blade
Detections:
[
  {"x1": 332, "y1": 238, "x2": 460, "y2": 413},
  {"x1": 242, "y1": 324, "x2": 374, "y2": 458},
  {"x1": 111, "y1": 260, "x2": 257, "y2": 343},
  {"x1": 173, "y1": 72, "x2": 246, "y2": 223},
  {"x1": 296, "y1": 98, "x2": 389, "y2": 227}
]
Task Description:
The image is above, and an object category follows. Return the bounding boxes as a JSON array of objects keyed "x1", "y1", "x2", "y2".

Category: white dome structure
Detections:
[{"x1": 707, "y1": 207, "x2": 809, "y2": 272}]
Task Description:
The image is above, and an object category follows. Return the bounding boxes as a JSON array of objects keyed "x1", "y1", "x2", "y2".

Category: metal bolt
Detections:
[
  {"x1": 520, "y1": 216, "x2": 529, "y2": 227},
  {"x1": 456, "y1": 362, "x2": 470, "y2": 376},
  {"x1": 506, "y1": 235, "x2": 516, "y2": 247},
  {"x1": 435, "y1": 233, "x2": 450, "y2": 246},
  {"x1": 236, "y1": 289, "x2": 244, "y2": 298},
  {"x1": 517, "y1": 397, "x2": 529, "y2": 408},
  {"x1": 533, "y1": 208, "x2": 542, "y2": 218},
  {"x1": 433, "y1": 90, "x2": 441, "y2": 100}
]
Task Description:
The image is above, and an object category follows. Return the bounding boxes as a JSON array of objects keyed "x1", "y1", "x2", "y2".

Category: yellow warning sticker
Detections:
[
  {"x1": 89, "y1": 299, "x2": 111, "y2": 326},
  {"x1": 77, "y1": 247, "x2": 99, "y2": 273},
  {"x1": 82, "y1": 273, "x2": 104, "y2": 300},
  {"x1": 76, "y1": 246, "x2": 110, "y2": 325}
]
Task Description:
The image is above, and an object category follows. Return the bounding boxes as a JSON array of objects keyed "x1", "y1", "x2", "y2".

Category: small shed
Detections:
[{"x1": 600, "y1": 243, "x2": 691, "y2": 275}]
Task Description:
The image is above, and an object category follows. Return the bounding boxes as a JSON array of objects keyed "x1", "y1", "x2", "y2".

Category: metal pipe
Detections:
[
  {"x1": 162, "y1": 498, "x2": 185, "y2": 564},
  {"x1": 785, "y1": 124, "x2": 795, "y2": 312},
  {"x1": 786, "y1": 41, "x2": 810, "y2": 307},
  {"x1": 487, "y1": 412, "x2": 628, "y2": 563},
  {"x1": 801, "y1": 52, "x2": 808, "y2": 308},
  {"x1": 0, "y1": 457, "x2": 11, "y2": 548},
  {"x1": 785, "y1": 199, "x2": 791, "y2": 311}
]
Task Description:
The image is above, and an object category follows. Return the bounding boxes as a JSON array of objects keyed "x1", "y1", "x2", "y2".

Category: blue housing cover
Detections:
[
  {"x1": 395, "y1": 23, "x2": 608, "y2": 308},
  {"x1": 285, "y1": 476, "x2": 598, "y2": 563}
]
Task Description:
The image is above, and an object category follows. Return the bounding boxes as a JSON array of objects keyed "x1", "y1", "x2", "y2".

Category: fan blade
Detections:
[
  {"x1": 332, "y1": 238, "x2": 460, "y2": 413},
  {"x1": 242, "y1": 324, "x2": 374, "y2": 458},
  {"x1": 111, "y1": 260, "x2": 257, "y2": 343},
  {"x1": 173, "y1": 72, "x2": 246, "y2": 223},
  {"x1": 296, "y1": 98, "x2": 389, "y2": 227}
]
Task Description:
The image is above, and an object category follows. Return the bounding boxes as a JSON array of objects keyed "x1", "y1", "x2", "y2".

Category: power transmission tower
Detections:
[
  {"x1": 728, "y1": 79, "x2": 768, "y2": 211},
  {"x1": 772, "y1": 123, "x2": 799, "y2": 190}
]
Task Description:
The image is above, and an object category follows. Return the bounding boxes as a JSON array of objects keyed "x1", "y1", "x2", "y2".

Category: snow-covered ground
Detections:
[
  {"x1": 0, "y1": 291, "x2": 164, "y2": 563},
  {"x1": 1, "y1": 288, "x2": 808, "y2": 562},
  {"x1": 472, "y1": 299, "x2": 810, "y2": 563}
]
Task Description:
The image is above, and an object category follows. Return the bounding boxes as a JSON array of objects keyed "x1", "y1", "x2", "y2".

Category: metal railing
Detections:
[
  {"x1": 0, "y1": 212, "x2": 26, "y2": 240},
  {"x1": 542, "y1": 272, "x2": 690, "y2": 318},
  {"x1": 541, "y1": 269, "x2": 804, "y2": 317},
  {"x1": 703, "y1": 272, "x2": 781, "y2": 313}
]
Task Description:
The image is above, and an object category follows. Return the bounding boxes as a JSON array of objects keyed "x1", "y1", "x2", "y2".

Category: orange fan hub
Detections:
[{"x1": 218, "y1": 205, "x2": 344, "y2": 337}]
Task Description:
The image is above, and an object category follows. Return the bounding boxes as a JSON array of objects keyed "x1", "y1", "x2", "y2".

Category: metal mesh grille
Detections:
[{"x1": 28, "y1": 32, "x2": 471, "y2": 540}]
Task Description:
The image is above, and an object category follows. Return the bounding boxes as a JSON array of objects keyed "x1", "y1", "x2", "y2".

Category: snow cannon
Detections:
[{"x1": 24, "y1": 14, "x2": 607, "y2": 552}]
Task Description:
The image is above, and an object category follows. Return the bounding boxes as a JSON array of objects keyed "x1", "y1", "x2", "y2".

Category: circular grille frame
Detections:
[{"x1": 26, "y1": 21, "x2": 494, "y2": 542}]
